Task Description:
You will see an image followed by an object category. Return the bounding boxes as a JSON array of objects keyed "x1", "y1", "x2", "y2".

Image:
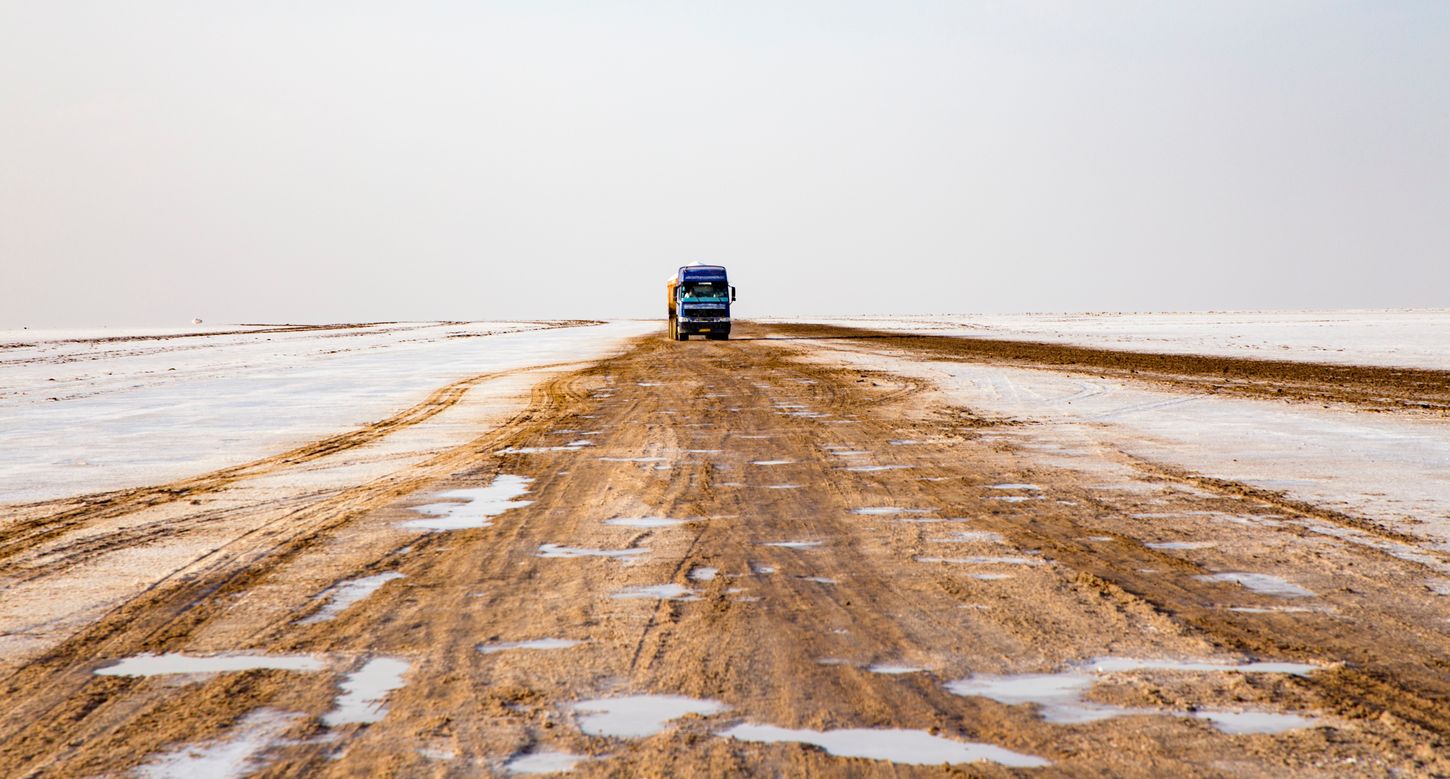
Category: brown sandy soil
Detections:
[
  {"x1": 3, "y1": 323, "x2": 1450, "y2": 777},
  {"x1": 762, "y1": 322, "x2": 1450, "y2": 414}
]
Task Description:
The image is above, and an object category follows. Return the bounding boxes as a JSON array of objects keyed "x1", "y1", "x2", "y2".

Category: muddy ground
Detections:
[{"x1": 3, "y1": 322, "x2": 1450, "y2": 777}]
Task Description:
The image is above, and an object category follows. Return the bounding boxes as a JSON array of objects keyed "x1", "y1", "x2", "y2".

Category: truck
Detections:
[{"x1": 666, "y1": 263, "x2": 736, "y2": 341}]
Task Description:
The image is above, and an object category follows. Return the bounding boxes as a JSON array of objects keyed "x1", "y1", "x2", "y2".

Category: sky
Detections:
[{"x1": 2, "y1": 1, "x2": 1447, "y2": 326}]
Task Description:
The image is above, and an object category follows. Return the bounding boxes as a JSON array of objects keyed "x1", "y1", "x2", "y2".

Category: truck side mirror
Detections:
[{"x1": 731, "y1": 286, "x2": 737, "y2": 302}]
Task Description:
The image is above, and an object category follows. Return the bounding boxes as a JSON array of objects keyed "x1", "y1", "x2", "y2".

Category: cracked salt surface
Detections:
[
  {"x1": 537, "y1": 544, "x2": 648, "y2": 560},
  {"x1": 947, "y1": 657, "x2": 1318, "y2": 730},
  {"x1": 96, "y1": 653, "x2": 324, "y2": 677},
  {"x1": 134, "y1": 709, "x2": 301, "y2": 779},
  {"x1": 572, "y1": 695, "x2": 728, "y2": 737},
  {"x1": 298, "y1": 572, "x2": 405, "y2": 625},
  {"x1": 1196, "y1": 572, "x2": 1315, "y2": 598},
  {"x1": 478, "y1": 638, "x2": 583, "y2": 654},
  {"x1": 504, "y1": 750, "x2": 593, "y2": 774},
  {"x1": 603, "y1": 517, "x2": 687, "y2": 528},
  {"x1": 720, "y1": 724, "x2": 1048, "y2": 768},
  {"x1": 610, "y1": 584, "x2": 696, "y2": 600},
  {"x1": 400, "y1": 475, "x2": 532, "y2": 531},
  {"x1": 323, "y1": 657, "x2": 410, "y2": 726}
]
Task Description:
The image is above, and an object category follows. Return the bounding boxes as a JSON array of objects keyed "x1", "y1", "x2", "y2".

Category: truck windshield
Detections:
[{"x1": 681, "y1": 282, "x2": 727, "y2": 299}]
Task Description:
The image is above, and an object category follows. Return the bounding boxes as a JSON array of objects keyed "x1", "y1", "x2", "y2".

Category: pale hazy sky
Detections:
[{"x1": 3, "y1": 1, "x2": 1447, "y2": 326}]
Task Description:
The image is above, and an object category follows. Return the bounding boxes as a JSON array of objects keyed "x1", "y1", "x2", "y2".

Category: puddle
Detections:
[
  {"x1": 537, "y1": 544, "x2": 648, "y2": 560},
  {"x1": 603, "y1": 517, "x2": 687, "y2": 528},
  {"x1": 800, "y1": 576, "x2": 837, "y2": 584},
  {"x1": 1196, "y1": 572, "x2": 1315, "y2": 598},
  {"x1": 828, "y1": 450, "x2": 871, "y2": 456},
  {"x1": 504, "y1": 750, "x2": 593, "y2": 774},
  {"x1": 1192, "y1": 710, "x2": 1319, "y2": 734},
  {"x1": 839, "y1": 465, "x2": 912, "y2": 472},
  {"x1": 916, "y1": 556, "x2": 1043, "y2": 566},
  {"x1": 299, "y1": 572, "x2": 405, "y2": 625},
  {"x1": 851, "y1": 507, "x2": 930, "y2": 516},
  {"x1": 689, "y1": 567, "x2": 718, "y2": 582},
  {"x1": 401, "y1": 475, "x2": 532, "y2": 531},
  {"x1": 134, "y1": 709, "x2": 301, "y2": 779},
  {"x1": 610, "y1": 584, "x2": 697, "y2": 600},
  {"x1": 888, "y1": 439, "x2": 921, "y2": 446},
  {"x1": 896, "y1": 517, "x2": 946, "y2": 524},
  {"x1": 970, "y1": 573, "x2": 1013, "y2": 580},
  {"x1": 930, "y1": 531, "x2": 1006, "y2": 544},
  {"x1": 719, "y1": 724, "x2": 1048, "y2": 768},
  {"x1": 750, "y1": 459, "x2": 795, "y2": 466},
  {"x1": 323, "y1": 657, "x2": 410, "y2": 727},
  {"x1": 478, "y1": 638, "x2": 583, "y2": 654},
  {"x1": 597, "y1": 456, "x2": 666, "y2": 463},
  {"x1": 763, "y1": 540, "x2": 822, "y2": 549},
  {"x1": 1228, "y1": 605, "x2": 1327, "y2": 614},
  {"x1": 947, "y1": 656, "x2": 1318, "y2": 726},
  {"x1": 867, "y1": 664, "x2": 925, "y2": 674},
  {"x1": 572, "y1": 695, "x2": 728, "y2": 738},
  {"x1": 96, "y1": 653, "x2": 324, "y2": 677},
  {"x1": 752, "y1": 564, "x2": 777, "y2": 574},
  {"x1": 1082, "y1": 535, "x2": 1114, "y2": 542},
  {"x1": 989, "y1": 496, "x2": 1037, "y2": 503},
  {"x1": 990, "y1": 483, "x2": 1042, "y2": 491},
  {"x1": 765, "y1": 484, "x2": 801, "y2": 490},
  {"x1": 1145, "y1": 541, "x2": 1216, "y2": 551}
]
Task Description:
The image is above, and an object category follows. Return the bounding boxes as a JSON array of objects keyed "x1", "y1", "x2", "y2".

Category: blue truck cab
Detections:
[{"x1": 666, "y1": 263, "x2": 736, "y2": 341}]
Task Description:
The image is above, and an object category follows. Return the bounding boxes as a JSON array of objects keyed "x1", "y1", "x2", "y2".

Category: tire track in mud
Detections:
[
  {"x1": 0, "y1": 370, "x2": 596, "y2": 774},
  {"x1": 0, "y1": 363, "x2": 575, "y2": 567},
  {"x1": 764, "y1": 321, "x2": 1450, "y2": 414},
  {"x1": 7, "y1": 327, "x2": 1450, "y2": 776}
]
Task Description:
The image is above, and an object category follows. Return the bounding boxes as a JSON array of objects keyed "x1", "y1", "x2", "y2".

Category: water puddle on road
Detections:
[
  {"x1": 762, "y1": 540, "x2": 823, "y2": 549},
  {"x1": 970, "y1": 573, "x2": 1013, "y2": 580},
  {"x1": 571, "y1": 695, "x2": 728, "y2": 738},
  {"x1": 719, "y1": 724, "x2": 1049, "y2": 768},
  {"x1": 839, "y1": 465, "x2": 912, "y2": 472},
  {"x1": 537, "y1": 544, "x2": 648, "y2": 561},
  {"x1": 504, "y1": 750, "x2": 593, "y2": 774},
  {"x1": 610, "y1": 584, "x2": 697, "y2": 600},
  {"x1": 765, "y1": 484, "x2": 801, "y2": 490},
  {"x1": 750, "y1": 459, "x2": 795, "y2": 466},
  {"x1": 597, "y1": 456, "x2": 666, "y2": 463},
  {"x1": 990, "y1": 496, "x2": 1039, "y2": 503},
  {"x1": 96, "y1": 653, "x2": 324, "y2": 677},
  {"x1": 916, "y1": 555, "x2": 1043, "y2": 566},
  {"x1": 133, "y1": 709, "x2": 302, "y2": 779},
  {"x1": 400, "y1": 475, "x2": 532, "y2": 531},
  {"x1": 799, "y1": 576, "x2": 837, "y2": 584},
  {"x1": 1196, "y1": 572, "x2": 1315, "y2": 598},
  {"x1": 946, "y1": 657, "x2": 1319, "y2": 731},
  {"x1": 478, "y1": 638, "x2": 583, "y2": 654},
  {"x1": 603, "y1": 517, "x2": 687, "y2": 528},
  {"x1": 497, "y1": 441, "x2": 593, "y2": 454},
  {"x1": 990, "y1": 483, "x2": 1042, "y2": 491},
  {"x1": 322, "y1": 657, "x2": 411, "y2": 727},
  {"x1": 1192, "y1": 710, "x2": 1319, "y2": 734},
  {"x1": 689, "y1": 567, "x2": 718, "y2": 582},
  {"x1": 866, "y1": 663, "x2": 925, "y2": 675},
  {"x1": 298, "y1": 572, "x2": 405, "y2": 625},
  {"x1": 851, "y1": 507, "x2": 931, "y2": 516}
]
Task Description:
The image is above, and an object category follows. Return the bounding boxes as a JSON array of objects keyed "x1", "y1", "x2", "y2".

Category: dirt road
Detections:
[{"x1": 3, "y1": 323, "x2": 1450, "y2": 776}]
